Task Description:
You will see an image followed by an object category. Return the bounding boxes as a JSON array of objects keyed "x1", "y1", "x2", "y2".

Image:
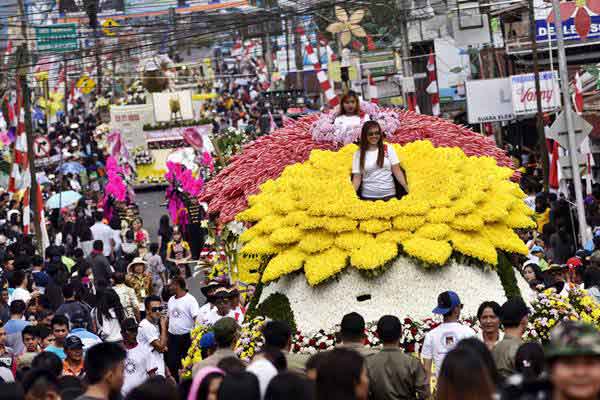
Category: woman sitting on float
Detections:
[{"x1": 352, "y1": 120, "x2": 409, "y2": 201}]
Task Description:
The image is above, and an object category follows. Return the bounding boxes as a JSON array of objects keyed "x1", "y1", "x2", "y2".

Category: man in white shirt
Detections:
[
  {"x1": 10, "y1": 270, "x2": 31, "y2": 305},
  {"x1": 421, "y1": 291, "x2": 476, "y2": 386},
  {"x1": 166, "y1": 277, "x2": 200, "y2": 381},
  {"x1": 200, "y1": 287, "x2": 237, "y2": 326},
  {"x1": 137, "y1": 295, "x2": 168, "y2": 378},
  {"x1": 90, "y1": 212, "x2": 116, "y2": 257},
  {"x1": 197, "y1": 281, "x2": 224, "y2": 323},
  {"x1": 121, "y1": 318, "x2": 156, "y2": 396}
]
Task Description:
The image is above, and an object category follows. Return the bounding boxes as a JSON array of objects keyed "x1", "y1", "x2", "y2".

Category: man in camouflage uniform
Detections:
[{"x1": 501, "y1": 320, "x2": 600, "y2": 400}]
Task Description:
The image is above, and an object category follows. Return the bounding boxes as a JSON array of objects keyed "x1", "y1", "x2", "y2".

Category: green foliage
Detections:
[
  {"x1": 255, "y1": 292, "x2": 297, "y2": 333},
  {"x1": 496, "y1": 251, "x2": 522, "y2": 300}
]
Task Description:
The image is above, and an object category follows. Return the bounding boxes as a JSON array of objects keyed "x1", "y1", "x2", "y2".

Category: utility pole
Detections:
[
  {"x1": 293, "y1": 16, "x2": 303, "y2": 90},
  {"x1": 16, "y1": 0, "x2": 43, "y2": 251},
  {"x1": 285, "y1": 16, "x2": 291, "y2": 88},
  {"x1": 63, "y1": 56, "x2": 68, "y2": 123},
  {"x1": 397, "y1": 1, "x2": 413, "y2": 107},
  {"x1": 552, "y1": 0, "x2": 590, "y2": 245},
  {"x1": 528, "y1": 0, "x2": 550, "y2": 190},
  {"x1": 169, "y1": 7, "x2": 177, "y2": 59}
]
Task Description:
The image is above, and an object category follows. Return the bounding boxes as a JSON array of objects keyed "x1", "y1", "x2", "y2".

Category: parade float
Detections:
[{"x1": 199, "y1": 101, "x2": 536, "y2": 336}]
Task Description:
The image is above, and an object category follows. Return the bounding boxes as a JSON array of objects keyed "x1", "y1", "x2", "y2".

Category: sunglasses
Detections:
[
  {"x1": 367, "y1": 131, "x2": 381, "y2": 137},
  {"x1": 151, "y1": 306, "x2": 162, "y2": 312}
]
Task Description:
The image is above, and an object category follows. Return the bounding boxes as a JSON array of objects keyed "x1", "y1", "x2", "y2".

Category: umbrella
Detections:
[
  {"x1": 57, "y1": 161, "x2": 85, "y2": 175},
  {"x1": 46, "y1": 191, "x2": 82, "y2": 209}
]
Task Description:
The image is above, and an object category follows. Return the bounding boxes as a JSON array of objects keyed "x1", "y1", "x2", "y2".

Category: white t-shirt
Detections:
[
  {"x1": 198, "y1": 302, "x2": 214, "y2": 323},
  {"x1": 167, "y1": 293, "x2": 200, "y2": 335},
  {"x1": 90, "y1": 222, "x2": 116, "y2": 257},
  {"x1": 92, "y1": 308, "x2": 123, "y2": 342},
  {"x1": 352, "y1": 146, "x2": 400, "y2": 199},
  {"x1": 11, "y1": 288, "x2": 31, "y2": 305},
  {"x1": 200, "y1": 308, "x2": 237, "y2": 326},
  {"x1": 137, "y1": 319, "x2": 166, "y2": 376},
  {"x1": 421, "y1": 322, "x2": 476, "y2": 376},
  {"x1": 122, "y1": 344, "x2": 153, "y2": 396}
]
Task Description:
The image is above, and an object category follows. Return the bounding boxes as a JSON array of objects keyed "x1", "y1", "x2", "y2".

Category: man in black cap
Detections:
[
  {"x1": 62, "y1": 336, "x2": 84, "y2": 377},
  {"x1": 493, "y1": 297, "x2": 530, "y2": 380},
  {"x1": 337, "y1": 312, "x2": 376, "y2": 357}
]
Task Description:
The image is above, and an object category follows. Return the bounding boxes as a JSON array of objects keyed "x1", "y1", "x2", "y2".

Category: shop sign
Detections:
[
  {"x1": 510, "y1": 71, "x2": 561, "y2": 115},
  {"x1": 465, "y1": 78, "x2": 515, "y2": 123}
]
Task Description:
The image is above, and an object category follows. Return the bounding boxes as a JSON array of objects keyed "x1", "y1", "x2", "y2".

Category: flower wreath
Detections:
[{"x1": 310, "y1": 101, "x2": 402, "y2": 145}]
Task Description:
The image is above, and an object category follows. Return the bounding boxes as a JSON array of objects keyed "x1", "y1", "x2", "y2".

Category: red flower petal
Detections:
[
  {"x1": 587, "y1": 0, "x2": 600, "y2": 14},
  {"x1": 575, "y1": 7, "x2": 592, "y2": 39},
  {"x1": 548, "y1": 1, "x2": 577, "y2": 22}
]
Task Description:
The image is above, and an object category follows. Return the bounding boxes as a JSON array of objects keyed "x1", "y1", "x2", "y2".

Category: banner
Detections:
[
  {"x1": 466, "y1": 78, "x2": 515, "y2": 124},
  {"x1": 433, "y1": 38, "x2": 470, "y2": 102},
  {"x1": 110, "y1": 105, "x2": 153, "y2": 151},
  {"x1": 152, "y1": 90, "x2": 194, "y2": 122},
  {"x1": 125, "y1": 0, "x2": 183, "y2": 13},
  {"x1": 510, "y1": 71, "x2": 561, "y2": 115}
]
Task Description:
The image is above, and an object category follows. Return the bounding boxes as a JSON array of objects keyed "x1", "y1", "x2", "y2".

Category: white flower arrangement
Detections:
[{"x1": 259, "y1": 255, "x2": 529, "y2": 333}]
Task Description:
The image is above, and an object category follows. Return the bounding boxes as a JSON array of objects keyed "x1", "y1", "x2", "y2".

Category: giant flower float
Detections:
[{"x1": 201, "y1": 104, "x2": 534, "y2": 332}]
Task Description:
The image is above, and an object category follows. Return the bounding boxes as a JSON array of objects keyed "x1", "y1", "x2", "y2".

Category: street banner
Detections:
[
  {"x1": 466, "y1": 78, "x2": 515, "y2": 124},
  {"x1": 34, "y1": 24, "x2": 78, "y2": 53},
  {"x1": 510, "y1": 71, "x2": 561, "y2": 115},
  {"x1": 110, "y1": 105, "x2": 152, "y2": 151}
]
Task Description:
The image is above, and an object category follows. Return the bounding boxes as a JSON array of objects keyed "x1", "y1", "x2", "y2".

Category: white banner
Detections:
[
  {"x1": 110, "y1": 104, "x2": 152, "y2": 151},
  {"x1": 466, "y1": 78, "x2": 515, "y2": 124},
  {"x1": 511, "y1": 71, "x2": 561, "y2": 115}
]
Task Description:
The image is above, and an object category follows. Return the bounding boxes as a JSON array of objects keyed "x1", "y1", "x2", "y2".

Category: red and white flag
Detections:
[
  {"x1": 573, "y1": 71, "x2": 584, "y2": 115},
  {"x1": 426, "y1": 53, "x2": 440, "y2": 116},
  {"x1": 368, "y1": 73, "x2": 379, "y2": 104}
]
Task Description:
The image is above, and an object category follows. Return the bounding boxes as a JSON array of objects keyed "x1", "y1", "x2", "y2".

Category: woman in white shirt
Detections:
[
  {"x1": 352, "y1": 121, "x2": 408, "y2": 200},
  {"x1": 92, "y1": 288, "x2": 125, "y2": 343}
]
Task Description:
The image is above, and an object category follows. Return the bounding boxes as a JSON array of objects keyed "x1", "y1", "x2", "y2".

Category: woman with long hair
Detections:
[
  {"x1": 91, "y1": 288, "x2": 125, "y2": 343},
  {"x1": 166, "y1": 226, "x2": 192, "y2": 278},
  {"x1": 351, "y1": 121, "x2": 408, "y2": 200},
  {"x1": 437, "y1": 347, "x2": 496, "y2": 400}
]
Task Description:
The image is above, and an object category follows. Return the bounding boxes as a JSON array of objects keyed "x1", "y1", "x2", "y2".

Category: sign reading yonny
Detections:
[{"x1": 511, "y1": 71, "x2": 561, "y2": 115}]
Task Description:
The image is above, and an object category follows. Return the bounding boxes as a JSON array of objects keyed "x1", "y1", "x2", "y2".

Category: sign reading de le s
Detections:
[
  {"x1": 34, "y1": 24, "x2": 78, "y2": 53},
  {"x1": 511, "y1": 71, "x2": 561, "y2": 115}
]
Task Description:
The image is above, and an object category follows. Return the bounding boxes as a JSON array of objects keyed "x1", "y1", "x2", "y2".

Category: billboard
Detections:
[
  {"x1": 433, "y1": 38, "x2": 470, "y2": 102},
  {"x1": 60, "y1": 0, "x2": 125, "y2": 16},
  {"x1": 466, "y1": 78, "x2": 515, "y2": 124},
  {"x1": 510, "y1": 71, "x2": 561, "y2": 115}
]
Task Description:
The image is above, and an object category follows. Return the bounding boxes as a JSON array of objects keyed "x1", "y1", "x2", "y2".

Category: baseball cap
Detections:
[
  {"x1": 530, "y1": 245, "x2": 544, "y2": 254},
  {"x1": 64, "y1": 336, "x2": 83, "y2": 350},
  {"x1": 199, "y1": 332, "x2": 216, "y2": 349},
  {"x1": 566, "y1": 257, "x2": 583, "y2": 269},
  {"x1": 546, "y1": 321, "x2": 600, "y2": 360},
  {"x1": 433, "y1": 291, "x2": 462, "y2": 315},
  {"x1": 500, "y1": 298, "x2": 530, "y2": 326},
  {"x1": 213, "y1": 317, "x2": 239, "y2": 345}
]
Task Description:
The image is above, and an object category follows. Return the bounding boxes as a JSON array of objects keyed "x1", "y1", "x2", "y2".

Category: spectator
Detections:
[
  {"x1": 37, "y1": 326, "x2": 53, "y2": 350},
  {"x1": 366, "y1": 315, "x2": 429, "y2": 400},
  {"x1": 477, "y1": 301, "x2": 503, "y2": 350},
  {"x1": 62, "y1": 336, "x2": 85, "y2": 377},
  {"x1": 437, "y1": 347, "x2": 496, "y2": 400},
  {"x1": 455, "y1": 337, "x2": 501, "y2": 386},
  {"x1": 44, "y1": 315, "x2": 69, "y2": 360},
  {"x1": 316, "y1": 348, "x2": 369, "y2": 400},
  {"x1": 31, "y1": 352, "x2": 62, "y2": 378},
  {"x1": 125, "y1": 258, "x2": 152, "y2": 316},
  {"x1": 22, "y1": 369, "x2": 61, "y2": 400},
  {"x1": 515, "y1": 342, "x2": 545, "y2": 381},
  {"x1": 337, "y1": 312, "x2": 375, "y2": 357},
  {"x1": 91, "y1": 288, "x2": 125, "y2": 343},
  {"x1": 136, "y1": 295, "x2": 167, "y2": 378},
  {"x1": 67, "y1": 311, "x2": 102, "y2": 351},
  {"x1": 166, "y1": 276, "x2": 200, "y2": 381},
  {"x1": 90, "y1": 212, "x2": 117, "y2": 258},
  {"x1": 217, "y1": 356, "x2": 245, "y2": 375},
  {"x1": 54, "y1": 284, "x2": 92, "y2": 329},
  {"x1": 121, "y1": 318, "x2": 155, "y2": 396},
  {"x1": 0, "y1": 287, "x2": 9, "y2": 324},
  {"x1": 583, "y1": 266, "x2": 600, "y2": 302},
  {"x1": 112, "y1": 272, "x2": 140, "y2": 321},
  {"x1": 144, "y1": 243, "x2": 167, "y2": 297},
  {"x1": 86, "y1": 240, "x2": 112, "y2": 288},
  {"x1": 125, "y1": 376, "x2": 180, "y2": 400},
  {"x1": 76, "y1": 342, "x2": 126, "y2": 400},
  {"x1": 422, "y1": 291, "x2": 475, "y2": 384},
  {"x1": 264, "y1": 372, "x2": 315, "y2": 400},
  {"x1": 217, "y1": 372, "x2": 260, "y2": 400},
  {"x1": 188, "y1": 367, "x2": 225, "y2": 400},
  {"x1": 492, "y1": 298, "x2": 530, "y2": 380},
  {"x1": 4, "y1": 300, "x2": 30, "y2": 355},
  {"x1": 10, "y1": 270, "x2": 31, "y2": 305},
  {"x1": 17, "y1": 325, "x2": 40, "y2": 369},
  {"x1": 192, "y1": 317, "x2": 240, "y2": 376},
  {"x1": 262, "y1": 320, "x2": 307, "y2": 374}
]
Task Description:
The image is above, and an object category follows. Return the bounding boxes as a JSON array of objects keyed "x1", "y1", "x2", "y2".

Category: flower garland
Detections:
[
  {"x1": 235, "y1": 316, "x2": 267, "y2": 362},
  {"x1": 181, "y1": 324, "x2": 211, "y2": 379},
  {"x1": 237, "y1": 141, "x2": 533, "y2": 286},
  {"x1": 526, "y1": 287, "x2": 600, "y2": 342},
  {"x1": 202, "y1": 109, "x2": 520, "y2": 225}
]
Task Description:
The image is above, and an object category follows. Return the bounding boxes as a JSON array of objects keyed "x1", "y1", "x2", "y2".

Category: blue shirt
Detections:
[
  {"x1": 4, "y1": 319, "x2": 30, "y2": 355},
  {"x1": 45, "y1": 346, "x2": 66, "y2": 360}
]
